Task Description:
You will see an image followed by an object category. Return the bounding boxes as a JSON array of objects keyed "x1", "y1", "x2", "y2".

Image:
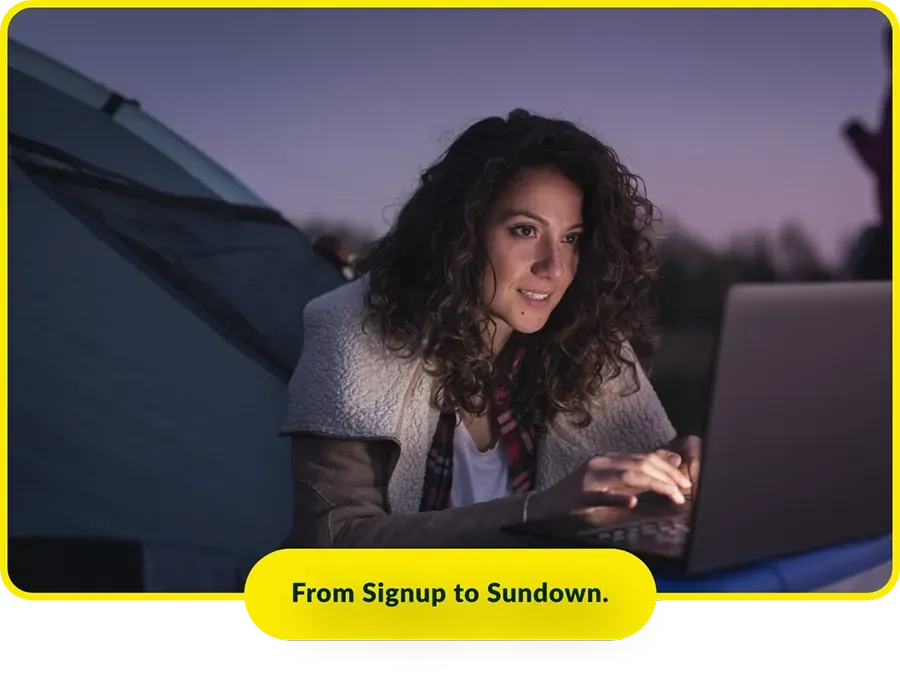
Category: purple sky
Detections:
[{"x1": 9, "y1": 8, "x2": 891, "y2": 262}]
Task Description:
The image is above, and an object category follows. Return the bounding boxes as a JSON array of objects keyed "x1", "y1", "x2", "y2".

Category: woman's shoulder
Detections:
[
  {"x1": 303, "y1": 275, "x2": 370, "y2": 326},
  {"x1": 297, "y1": 275, "x2": 400, "y2": 376},
  {"x1": 281, "y1": 276, "x2": 424, "y2": 439},
  {"x1": 544, "y1": 345, "x2": 676, "y2": 451}
]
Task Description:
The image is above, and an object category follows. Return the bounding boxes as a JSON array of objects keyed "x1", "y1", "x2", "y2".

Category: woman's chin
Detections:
[
  {"x1": 487, "y1": 309, "x2": 551, "y2": 343},
  {"x1": 509, "y1": 315, "x2": 551, "y2": 335}
]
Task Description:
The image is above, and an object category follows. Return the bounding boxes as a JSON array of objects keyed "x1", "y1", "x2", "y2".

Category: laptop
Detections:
[{"x1": 507, "y1": 281, "x2": 892, "y2": 578}]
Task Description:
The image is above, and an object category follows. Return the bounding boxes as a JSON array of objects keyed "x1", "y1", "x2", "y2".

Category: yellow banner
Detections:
[{"x1": 244, "y1": 548, "x2": 657, "y2": 640}]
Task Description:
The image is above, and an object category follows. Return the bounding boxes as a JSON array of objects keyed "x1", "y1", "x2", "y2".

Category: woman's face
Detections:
[{"x1": 480, "y1": 167, "x2": 583, "y2": 348}]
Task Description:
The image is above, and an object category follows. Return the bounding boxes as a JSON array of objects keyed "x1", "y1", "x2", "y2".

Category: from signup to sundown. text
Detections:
[{"x1": 244, "y1": 548, "x2": 657, "y2": 640}]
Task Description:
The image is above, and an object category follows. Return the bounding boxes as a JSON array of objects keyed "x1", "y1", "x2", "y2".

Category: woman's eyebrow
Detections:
[
  {"x1": 501, "y1": 210, "x2": 583, "y2": 231},
  {"x1": 500, "y1": 210, "x2": 548, "y2": 225}
]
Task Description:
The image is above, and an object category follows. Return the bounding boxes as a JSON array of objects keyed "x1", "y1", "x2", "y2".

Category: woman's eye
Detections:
[
  {"x1": 564, "y1": 234, "x2": 582, "y2": 246},
  {"x1": 511, "y1": 225, "x2": 537, "y2": 238}
]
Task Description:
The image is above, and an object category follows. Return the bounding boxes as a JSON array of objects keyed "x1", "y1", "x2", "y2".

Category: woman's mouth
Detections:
[{"x1": 517, "y1": 289, "x2": 551, "y2": 305}]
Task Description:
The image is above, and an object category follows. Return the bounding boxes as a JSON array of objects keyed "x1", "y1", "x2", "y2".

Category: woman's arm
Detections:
[{"x1": 281, "y1": 435, "x2": 533, "y2": 548}]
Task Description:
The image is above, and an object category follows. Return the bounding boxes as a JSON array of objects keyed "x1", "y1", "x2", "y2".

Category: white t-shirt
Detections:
[{"x1": 448, "y1": 418, "x2": 512, "y2": 508}]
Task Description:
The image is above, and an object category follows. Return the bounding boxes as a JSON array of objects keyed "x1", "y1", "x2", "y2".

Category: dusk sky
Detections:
[{"x1": 9, "y1": 8, "x2": 891, "y2": 262}]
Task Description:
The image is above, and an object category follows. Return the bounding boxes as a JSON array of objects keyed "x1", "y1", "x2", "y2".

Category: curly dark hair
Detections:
[{"x1": 363, "y1": 109, "x2": 661, "y2": 429}]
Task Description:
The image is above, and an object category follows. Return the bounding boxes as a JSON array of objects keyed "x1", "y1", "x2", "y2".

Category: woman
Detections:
[{"x1": 280, "y1": 109, "x2": 700, "y2": 548}]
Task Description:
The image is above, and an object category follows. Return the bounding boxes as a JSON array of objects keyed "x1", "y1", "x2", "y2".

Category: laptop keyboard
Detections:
[{"x1": 576, "y1": 516, "x2": 691, "y2": 548}]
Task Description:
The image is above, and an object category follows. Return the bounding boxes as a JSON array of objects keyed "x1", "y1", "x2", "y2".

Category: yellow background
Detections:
[{"x1": 0, "y1": 0, "x2": 898, "y2": 672}]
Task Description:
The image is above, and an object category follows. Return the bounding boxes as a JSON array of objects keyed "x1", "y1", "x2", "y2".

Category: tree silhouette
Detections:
[{"x1": 649, "y1": 221, "x2": 838, "y2": 435}]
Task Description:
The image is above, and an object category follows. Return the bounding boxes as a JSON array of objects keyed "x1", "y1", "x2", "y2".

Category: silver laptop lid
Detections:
[{"x1": 687, "y1": 281, "x2": 891, "y2": 575}]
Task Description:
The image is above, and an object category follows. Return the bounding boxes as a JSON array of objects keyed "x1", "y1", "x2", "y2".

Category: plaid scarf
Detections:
[{"x1": 419, "y1": 348, "x2": 536, "y2": 511}]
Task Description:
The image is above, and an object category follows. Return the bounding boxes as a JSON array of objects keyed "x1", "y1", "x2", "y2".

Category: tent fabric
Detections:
[
  {"x1": 8, "y1": 161, "x2": 292, "y2": 558},
  {"x1": 11, "y1": 133, "x2": 344, "y2": 379},
  {"x1": 9, "y1": 39, "x2": 267, "y2": 206},
  {"x1": 7, "y1": 40, "x2": 345, "y2": 590},
  {"x1": 8, "y1": 68, "x2": 216, "y2": 199}
]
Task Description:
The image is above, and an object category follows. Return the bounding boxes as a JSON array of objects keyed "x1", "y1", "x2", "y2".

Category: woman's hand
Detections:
[
  {"x1": 668, "y1": 435, "x2": 702, "y2": 496},
  {"x1": 526, "y1": 447, "x2": 694, "y2": 523}
]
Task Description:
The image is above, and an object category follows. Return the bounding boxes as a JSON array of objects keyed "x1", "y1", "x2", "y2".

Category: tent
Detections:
[{"x1": 6, "y1": 39, "x2": 346, "y2": 592}]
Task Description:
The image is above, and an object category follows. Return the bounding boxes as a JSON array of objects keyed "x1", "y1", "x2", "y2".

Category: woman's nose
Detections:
[{"x1": 532, "y1": 242, "x2": 565, "y2": 279}]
